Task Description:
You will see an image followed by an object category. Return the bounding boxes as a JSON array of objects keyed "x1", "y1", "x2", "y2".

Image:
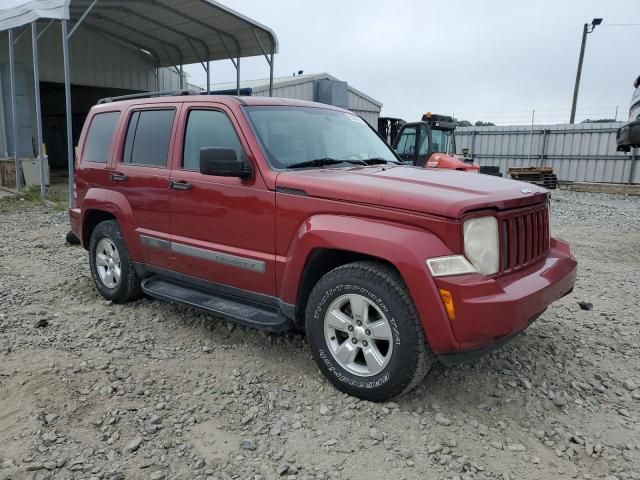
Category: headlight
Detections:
[
  {"x1": 463, "y1": 216, "x2": 499, "y2": 275},
  {"x1": 426, "y1": 255, "x2": 476, "y2": 277}
]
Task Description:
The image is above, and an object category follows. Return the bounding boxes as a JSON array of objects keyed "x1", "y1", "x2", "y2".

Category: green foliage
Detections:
[
  {"x1": 0, "y1": 187, "x2": 67, "y2": 213},
  {"x1": 580, "y1": 118, "x2": 616, "y2": 123}
]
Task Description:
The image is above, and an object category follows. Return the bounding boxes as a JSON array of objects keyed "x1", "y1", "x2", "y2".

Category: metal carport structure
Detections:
[{"x1": 0, "y1": 0, "x2": 278, "y2": 205}]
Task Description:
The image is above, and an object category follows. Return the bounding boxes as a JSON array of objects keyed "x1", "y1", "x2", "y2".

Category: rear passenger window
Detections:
[
  {"x1": 83, "y1": 111, "x2": 120, "y2": 163},
  {"x1": 123, "y1": 109, "x2": 175, "y2": 166},
  {"x1": 182, "y1": 110, "x2": 243, "y2": 171}
]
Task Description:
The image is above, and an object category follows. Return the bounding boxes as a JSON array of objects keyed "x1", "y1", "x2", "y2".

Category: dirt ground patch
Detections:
[{"x1": 1, "y1": 190, "x2": 639, "y2": 480}]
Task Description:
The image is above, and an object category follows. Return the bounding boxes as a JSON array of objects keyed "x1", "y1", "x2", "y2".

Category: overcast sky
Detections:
[{"x1": 186, "y1": 0, "x2": 639, "y2": 125}]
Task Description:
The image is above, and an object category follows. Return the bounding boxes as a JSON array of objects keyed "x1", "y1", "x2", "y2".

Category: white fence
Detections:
[{"x1": 455, "y1": 122, "x2": 640, "y2": 184}]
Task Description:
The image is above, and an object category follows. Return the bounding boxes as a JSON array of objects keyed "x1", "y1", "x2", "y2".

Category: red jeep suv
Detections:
[{"x1": 69, "y1": 92, "x2": 577, "y2": 401}]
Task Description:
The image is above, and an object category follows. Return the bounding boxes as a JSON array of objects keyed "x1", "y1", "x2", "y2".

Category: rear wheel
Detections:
[
  {"x1": 305, "y1": 261, "x2": 433, "y2": 401},
  {"x1": 89, "y1": 220, "x2": 142, "y2": 303}
]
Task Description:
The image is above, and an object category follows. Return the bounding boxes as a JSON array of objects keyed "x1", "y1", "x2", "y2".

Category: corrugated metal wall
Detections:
[
  {"x1": 252, "y1": 79, "x2": 381, "y2": 128},
  {"x1": 0, "y1": 28, "x2": 182, "y2": 160},
  {"x1": 0, "y1": 26, "x2": 182, "y2": 91},
  {"x1": 456, "y1": 123, "x2": 640, "y2": 184}
]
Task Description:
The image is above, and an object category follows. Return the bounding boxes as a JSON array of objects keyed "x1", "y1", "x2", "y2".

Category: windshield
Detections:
[
  {"x1": 430, "y1": 129, "x2": 452, "y2": 154},
  {"x1": 245, "y1": 106, "x2": 399, "y2": 169}
]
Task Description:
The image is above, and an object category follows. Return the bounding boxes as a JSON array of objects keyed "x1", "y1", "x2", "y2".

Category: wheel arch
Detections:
[
  {"x1": 82, "y1": 209, "x2": 116, "y2": 250},
  {"x1": 79, "y1": 188, "x2": 137, "y2": 250},
  {"x1": 280, "y1": 214, "x2": 460, "y2": 353},
  {"x1": 294, "y1": 248, "x2": 399, "y2": 325}
]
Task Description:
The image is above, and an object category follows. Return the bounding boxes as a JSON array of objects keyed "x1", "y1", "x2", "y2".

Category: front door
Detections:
[
  {"x1": 168, "y1": 104, "x2": 277, "y2": 296},
  {"x1": 110, "y1": 105, "x2": 177, "y2": 269}
]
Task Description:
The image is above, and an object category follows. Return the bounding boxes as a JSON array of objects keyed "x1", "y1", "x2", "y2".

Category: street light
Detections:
[{"x1": 569, "y1": 18, "x2": 603, "y2": 124}]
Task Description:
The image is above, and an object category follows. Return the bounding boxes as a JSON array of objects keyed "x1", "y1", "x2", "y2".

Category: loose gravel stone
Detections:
[{"x1": 0, "y1": 189, "x2": 638, "y2": 479}]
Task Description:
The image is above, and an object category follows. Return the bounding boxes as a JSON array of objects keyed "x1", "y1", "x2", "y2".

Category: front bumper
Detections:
[
  {"x1": 616, "y1": 119, "x2": 640, "y2": 152},
  {"x1": 433, "y1": 238, "x2": 577, "y2": 355}
]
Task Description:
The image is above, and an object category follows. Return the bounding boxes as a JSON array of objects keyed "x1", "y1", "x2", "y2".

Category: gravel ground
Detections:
[{"x1": 0, "y1": 189, "x2": 639, "y2": 480}]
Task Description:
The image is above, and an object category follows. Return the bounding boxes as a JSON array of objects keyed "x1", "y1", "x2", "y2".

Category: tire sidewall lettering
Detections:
[{"x1": 314, "y1": 282, "x2": 402, "y2": 388}]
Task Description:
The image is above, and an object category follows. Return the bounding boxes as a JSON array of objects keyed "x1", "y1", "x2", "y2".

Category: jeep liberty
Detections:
[{"x1": 69, "y1": 92, "x2": 577, "y2": 401}]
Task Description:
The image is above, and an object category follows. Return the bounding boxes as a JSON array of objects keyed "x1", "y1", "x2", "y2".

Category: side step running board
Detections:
[{"x1": 141, "y1": 276, "x2": 292, "y2": 332}]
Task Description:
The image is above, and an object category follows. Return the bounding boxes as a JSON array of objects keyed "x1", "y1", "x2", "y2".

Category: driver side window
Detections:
[{"x1": 182, "y1": 110, "x2": 243, "y2": 171}]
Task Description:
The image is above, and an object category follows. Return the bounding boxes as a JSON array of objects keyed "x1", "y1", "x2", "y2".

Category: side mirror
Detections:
[
  {"x1": 199, "y1": 147, "x2": 251, "y2": 178},
  {"x1": 461, "y1": 148, "x2": 470, "y2": 156}
]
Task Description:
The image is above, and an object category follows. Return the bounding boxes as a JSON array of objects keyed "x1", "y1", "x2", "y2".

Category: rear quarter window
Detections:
[{"x1": 83, "y1": 111, "x2": 120, "y2": 163}]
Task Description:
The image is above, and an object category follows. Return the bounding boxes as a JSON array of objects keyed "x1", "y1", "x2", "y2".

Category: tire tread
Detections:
[{"x1": 306, "y1": 260, "x2": 434, "y2": 401}]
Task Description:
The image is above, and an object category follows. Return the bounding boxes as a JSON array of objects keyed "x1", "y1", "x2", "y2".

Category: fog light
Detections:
[{"x1": 439, "y1": 288, "x2": 456, "y2": 321}]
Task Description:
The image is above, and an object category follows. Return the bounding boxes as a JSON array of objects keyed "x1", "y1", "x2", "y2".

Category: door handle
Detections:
[
  {"x1": 168, "y1": 180, "x2": 192, "y2": 191},
  {"x1": 111, "y1": 172, "x2": 128, "y2": 182}
]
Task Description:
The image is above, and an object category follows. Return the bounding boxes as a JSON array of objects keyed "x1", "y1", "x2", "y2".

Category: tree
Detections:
[
  {"x1": 581, "y1": 118, "x2": 616, "y2": 123},
  {"x1": 454, "y1": 119, "x2": 472, "y2": 127},
  {"x1": 474, "y1": 121, "x2": 496, "y2": 126}
]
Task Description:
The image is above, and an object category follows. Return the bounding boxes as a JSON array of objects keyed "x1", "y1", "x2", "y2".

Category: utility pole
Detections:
[{"x1": 570, "y1": 18, "x2": 603, "y2": 124}]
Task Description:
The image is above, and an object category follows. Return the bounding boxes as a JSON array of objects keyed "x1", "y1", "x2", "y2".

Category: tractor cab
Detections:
[{"x1": 392, "y1": 113, "x2": 479, "y2": 172}]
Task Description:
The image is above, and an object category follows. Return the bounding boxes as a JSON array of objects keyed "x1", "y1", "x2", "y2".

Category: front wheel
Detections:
[{"x1": 305, "y1": 261, "x2": 434, "y2": 401}]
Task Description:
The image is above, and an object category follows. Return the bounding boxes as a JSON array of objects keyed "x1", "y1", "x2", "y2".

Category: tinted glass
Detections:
[
  {"x1": 245, "y1": 107, "x2": 397, "y2": 169},
  {"x1": 395, "y1": 125, "x2": 417, "y2": 160},
  {"x1": 431, "y1": 129, "x2": 450, "y2": 154},
  {"x1": 83, "y1": 111, "x2": 120, "y2": 163},
  {"x1": 183, "y1": 110, "x2": 243, "y2": 170},
  {"x1": 418, "y1": 124, "x2": 430, "y2": 155},
  {"x1": 123, "y1": 109, "x2": 175, "y2": 166}
]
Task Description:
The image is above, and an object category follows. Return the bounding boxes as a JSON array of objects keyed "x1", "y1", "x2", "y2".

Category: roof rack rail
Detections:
[{"x1": 97, "y1": 89, "x2": 199, "y2": 104}]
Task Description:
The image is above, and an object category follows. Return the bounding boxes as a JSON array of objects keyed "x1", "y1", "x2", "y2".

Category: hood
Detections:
[{"x1": 275, "y1": 165, "x2": 548, "y2": 218}]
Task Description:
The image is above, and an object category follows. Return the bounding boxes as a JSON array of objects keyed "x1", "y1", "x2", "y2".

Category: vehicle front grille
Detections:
[{"x1": 498, "y1": 203, "x2": 549, "y2": 274}]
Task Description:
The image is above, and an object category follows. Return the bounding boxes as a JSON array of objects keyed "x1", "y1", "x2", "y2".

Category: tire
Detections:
[
  {"x1": 65, "y1": 231, "x2": 80, "y2": 245},
  {"x1": 305, "y1": 261, "x2": 434, "y2": 402},
  {"x1": 88, "y1": 220, "x2": 142, "y2": 303}
]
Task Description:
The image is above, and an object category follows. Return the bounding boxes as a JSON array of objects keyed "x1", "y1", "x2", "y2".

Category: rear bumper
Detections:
[
  {"x1": 616, "y1": 119, "x2": 640, "y2": 152},
  {"x1": 433, "y1": 238, "x2": 577, "y2": 354},
  {"x1": 69, "y1": 208, "x2": 82, "y2": 243}
]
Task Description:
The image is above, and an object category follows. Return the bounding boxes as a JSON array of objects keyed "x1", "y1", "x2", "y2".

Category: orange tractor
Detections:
[{"x1": 379, "y1": 113, "x2": 479, "y2": 172}]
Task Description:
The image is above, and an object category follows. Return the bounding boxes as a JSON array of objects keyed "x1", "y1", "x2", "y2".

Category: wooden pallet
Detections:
[{"x1": 508, "y1": 167, "x2": 557, "y2": 189}]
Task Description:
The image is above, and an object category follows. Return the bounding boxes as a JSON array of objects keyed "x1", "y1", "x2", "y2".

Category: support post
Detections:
[
  {"x1": 569, "y1": 23, "x2": 588, "y2": 125},
  {"x1": 540, "y1": 128, "x2": 548, "y2": 167},
  {"x1": 8, "y1": 29, "x2": 21, "y2": 191},
  {"x1": 630, "y1": 147, "x2": 639, "y2": 185},
  {"x1": 269, "y1": 49, "x2": 274, "y2": 97},
  {"x1": 179, "y1": 64, "x2": 184, "y2": 89},
  {"x1": 527, "y1": 109, "x2": 535, "y2": 164},
  {"x1": 236, "y1": 51, "x2": 240, "y2": 95},
  {"x1": 31, "y1": 22, "x2": 45, "y2": 198},
  {"x1": 471, "y1": 130, "x2": 476, "y2": 160},
  {"x1": 206, "y1": 60, "x2": 210, "y2": 94},
  {"x1": 62, "y1": 19, "x2": 74, "y2": 208}
]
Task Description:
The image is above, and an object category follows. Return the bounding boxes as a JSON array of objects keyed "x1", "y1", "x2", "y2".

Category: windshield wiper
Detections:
[
  {"x1": 361, "y1": 157, "x2": 400, "y2": 165},
  {"x1": 286, "y1": 158, "x2": 367, "y2": 169}
]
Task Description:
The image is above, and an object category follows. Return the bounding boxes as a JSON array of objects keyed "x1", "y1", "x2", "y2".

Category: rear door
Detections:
[
  {"x1": 167, "y1": 103, "x2": 277, "y2": 296},
  {"x1": 110, "y1": 104, "x2": 178, "y2": 269},
  {"x1": 75, "y1": 110, "x2": 121, "y2": 206}
]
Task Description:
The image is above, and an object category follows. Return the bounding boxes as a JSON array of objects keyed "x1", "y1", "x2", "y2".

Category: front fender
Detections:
[{"x1": 279, "y1": 214, "x2": 459, "y2": 353}]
